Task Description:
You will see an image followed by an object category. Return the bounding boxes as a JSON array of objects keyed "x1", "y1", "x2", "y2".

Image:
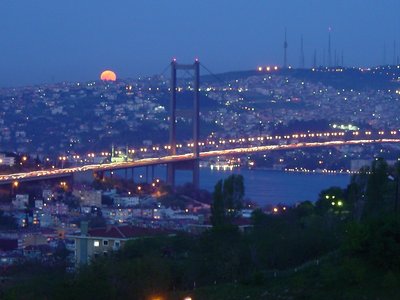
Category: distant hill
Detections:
[
  {"x1": 203, "y1": 66, "x2": 400, "y2": 91},
  {"x1": 287, "y1": 67, "x2": 399, "y2": 90},
  {"x1": 158, "y1": 90, "x2": 221, "y2": 110}
]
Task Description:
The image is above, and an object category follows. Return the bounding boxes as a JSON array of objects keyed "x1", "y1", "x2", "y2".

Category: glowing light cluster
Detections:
[
  {"x1": 2, "y1": 130, "x2": 400, "y2": 183},
  {"x1": 257, "y1": 66, "x2": 279, "y2": 72}
]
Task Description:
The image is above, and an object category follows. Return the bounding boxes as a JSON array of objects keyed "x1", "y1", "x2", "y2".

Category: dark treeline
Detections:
[{"x1": 3, "y1": 159, "x2": 400, "y2": 299}]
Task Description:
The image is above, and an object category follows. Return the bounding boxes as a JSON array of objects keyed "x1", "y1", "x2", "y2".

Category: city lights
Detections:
[
  {"x1": 0, "y1": 129, "x2": 398, "y2": 183},
  {"x1": 0, "y1": 4, "x2": 398, "y2": 298}
]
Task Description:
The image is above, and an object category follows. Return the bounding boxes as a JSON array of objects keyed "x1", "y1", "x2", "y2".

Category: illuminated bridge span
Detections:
[
  {"x1": 2, "y1": 61, "x2": 400, "y2": 187},
  {"x1": 1, "y1": 138, "x2": 399, "y2": 185}
]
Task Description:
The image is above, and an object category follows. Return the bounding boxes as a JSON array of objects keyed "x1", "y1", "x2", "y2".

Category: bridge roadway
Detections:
[{"x1": 1, "y1": 138, "x2": 400, "y2": 184}]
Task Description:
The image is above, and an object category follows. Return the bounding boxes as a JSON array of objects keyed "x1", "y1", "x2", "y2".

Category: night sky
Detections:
[{"x1": 0, "y1": 0, "x2": 399, "y2": 86}]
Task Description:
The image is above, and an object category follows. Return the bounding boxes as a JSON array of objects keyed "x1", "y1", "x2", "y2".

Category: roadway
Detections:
[{"x1": 0, "y1": 137, "x2": 399, "y2": 185}]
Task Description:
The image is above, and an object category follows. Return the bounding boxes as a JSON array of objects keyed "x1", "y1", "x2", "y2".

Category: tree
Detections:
[
  {"x1": 295, "y1": 201, "x2": 315, "y2": 218},
  {"x1": 211, "y1": 180, "x2": 226, "y2": 227},
  {"x1": 315, "y1": 186, "x2": 344, "y2": 215},
  {"x1": 344, "y1": 215, "x2": 400, "y2": 271},
  {"x1": 211, "y1": 175, "x2": 246, "y2": 228},
  {"x1": 345, "y1": 169, "x2": 369, "y2": 221},
  {"x1": 364, "y1": 158, "x2": 390, "y2": 219},
  {"x1": 223, "y1": 174, "x2": 245, "y2": 214},
  {"x1": 251, "y1": 208, "x2": 268, "y2": 227}
]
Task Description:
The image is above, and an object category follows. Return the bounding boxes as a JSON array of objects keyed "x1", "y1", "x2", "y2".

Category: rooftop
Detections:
[{"x1": 81, "y1": 225, "x2": 173, "y2": 239}]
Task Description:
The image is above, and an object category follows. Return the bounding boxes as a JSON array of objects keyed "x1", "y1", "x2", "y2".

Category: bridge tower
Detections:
[{"x1": 167, "y1": 59, "x2": 200, "y2": 189}]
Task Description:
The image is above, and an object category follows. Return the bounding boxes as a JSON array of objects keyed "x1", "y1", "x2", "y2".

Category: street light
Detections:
[
  {"x1": 59, "y1": 156, "x2": 67, "y2": 168},
  {"x1": 12, "y1": 181, "x2": 19, "y2": 195}
]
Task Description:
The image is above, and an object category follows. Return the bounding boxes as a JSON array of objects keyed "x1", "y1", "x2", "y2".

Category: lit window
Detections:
[{"x1": 94, "y1": 240, "x2": 100, "y2": 247}]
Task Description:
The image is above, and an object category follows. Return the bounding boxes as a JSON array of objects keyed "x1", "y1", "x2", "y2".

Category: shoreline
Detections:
[{"x1": 203, "y1": 165, "x2": 353, "y2": 176}]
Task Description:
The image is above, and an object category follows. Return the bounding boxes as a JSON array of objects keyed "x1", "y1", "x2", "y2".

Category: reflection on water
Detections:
[
  {"x1": 181, "y1": 168, "x2": 349, "y2": 206},
  {"x1": 117, "y1": 167, "x2": 350, "y2": 206}
]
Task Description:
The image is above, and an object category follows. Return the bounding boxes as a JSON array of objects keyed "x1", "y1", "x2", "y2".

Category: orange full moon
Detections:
[{"x1": 100, "y1": 70, "x2": 117, "y2": 81}]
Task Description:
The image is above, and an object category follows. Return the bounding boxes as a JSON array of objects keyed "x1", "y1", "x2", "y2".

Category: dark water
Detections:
[
  {"x1": 179, "y1": 168, "x2": 349, "y2": 206},
  {"x1": 119, "y1": 166, "x2": 350, "y2": 206}
]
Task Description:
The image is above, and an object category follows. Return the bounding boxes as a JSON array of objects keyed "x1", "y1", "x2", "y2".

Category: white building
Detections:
[
  {"x1": 35, "y1": 200, "x2": 44, "y2": 210},
  {"x1": 42, "y1": 190, "x2": 53, "y2": 202},
  {"x1": 102, "y1": 208, "x2": 134, "y2": 223},
  {"x1": 12, "y1": 194, "x2": 29, "y2": 209},
  {"x1": 113, "y1": 196, "x2": 139, "y2": 207},
  {"x1": 0, "y1": 154, "x2": 15, "y2": 166},
  {"x1": 73, "y1": 189, "x2": 102, "y2": 207}
]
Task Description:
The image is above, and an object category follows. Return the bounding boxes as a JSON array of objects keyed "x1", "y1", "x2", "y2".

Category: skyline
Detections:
[{"x1": 0, "y1": 0, "x2": 399, "y2": 86}]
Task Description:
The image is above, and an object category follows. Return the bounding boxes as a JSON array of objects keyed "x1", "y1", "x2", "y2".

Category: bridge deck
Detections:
[{"x1": 0, "y1": 138, "x2": 399, "y2": 185}]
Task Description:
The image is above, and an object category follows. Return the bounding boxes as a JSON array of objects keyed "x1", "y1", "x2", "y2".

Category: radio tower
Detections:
[
  {"x1": 341, "y1": 50, "x2": 344, "y2": 67},
  {"x1": 334, "y1": 49, "x2": 337, "y2": 66},
  {"x1": 300, "y1": 35, "x2": 305, "y2": 68},
  {"x1": 283, "y1": 28, "x2": 288, "y2": 68},
  {"x1": 300, "y1": 35, "x2": 305, "y2": 69},
  {"x1": 313, "y1": 49, "x2": 317, "y2": 68},
  {"x1": 383, "y1": 42, "x2": 387, "y2": 65},
  {"x1": 328, "y1": 27, "x2": 332, "y2": 67}
]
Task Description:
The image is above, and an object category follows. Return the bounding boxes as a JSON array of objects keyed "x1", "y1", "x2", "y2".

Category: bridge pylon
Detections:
[{"x1": 167, "y1": 59, "x2": 200, "y2": 189}]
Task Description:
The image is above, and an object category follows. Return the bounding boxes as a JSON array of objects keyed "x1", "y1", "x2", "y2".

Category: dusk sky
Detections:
[{"x1": 0, "y1": 0, "x2": 399, "y2": 86}]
